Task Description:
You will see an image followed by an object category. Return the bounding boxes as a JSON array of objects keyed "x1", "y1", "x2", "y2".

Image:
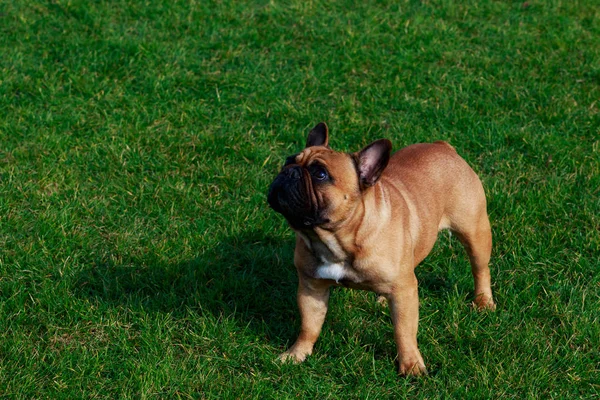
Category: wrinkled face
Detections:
[
  {"x1": 268, "y1": 122, "x2": 391, "y2": 230},
  {"x1": 267, "y1": 146, "x2": 360, "y2": 230}
]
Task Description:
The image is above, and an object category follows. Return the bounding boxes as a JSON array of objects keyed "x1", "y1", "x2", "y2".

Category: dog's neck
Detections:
[
  {"x1": 296, "y1": 184, "x2": 388, "y2": 264},
  {"x1": 297, "y1": 227, "x2": 347, "y2": 264}
]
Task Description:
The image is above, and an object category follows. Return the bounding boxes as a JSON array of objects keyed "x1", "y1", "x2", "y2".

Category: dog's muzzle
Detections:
[{"x1": 268, "y1": 166, "x2": 326, "y2": 229}]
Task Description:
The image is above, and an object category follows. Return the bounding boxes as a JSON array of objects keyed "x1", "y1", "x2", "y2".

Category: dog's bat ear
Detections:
[
  {"x1": 357, "y1": 139, "x2": 392, "y2": 188},
  {"x1": 306, "y1": 122, "x2": 329, "y2": 148}
]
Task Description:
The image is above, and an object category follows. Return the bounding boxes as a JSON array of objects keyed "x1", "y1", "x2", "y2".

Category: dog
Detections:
[{"x1": 267, "y1": 122, "x2": 495, "y2": 376}]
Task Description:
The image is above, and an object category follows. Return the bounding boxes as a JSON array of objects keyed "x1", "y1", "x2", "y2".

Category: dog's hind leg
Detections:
[{"x1": 452, "y1": 213, "x2": 495, "y2": 310}]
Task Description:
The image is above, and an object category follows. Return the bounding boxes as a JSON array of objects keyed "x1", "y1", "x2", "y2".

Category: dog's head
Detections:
[{"x1": 267, "y1": 122, "x2": 392, "y2": 230}]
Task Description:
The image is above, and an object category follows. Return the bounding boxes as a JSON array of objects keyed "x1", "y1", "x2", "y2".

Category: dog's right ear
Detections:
[
  {"x1": 356, "y1": 139, "x2": 392, "y2": 188},
  {"x1": 306, "y1": 122, "x2": 329, "y2": 148}
]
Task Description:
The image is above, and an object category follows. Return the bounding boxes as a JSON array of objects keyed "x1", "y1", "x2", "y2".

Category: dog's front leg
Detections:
[
  {"x1": 279, "y1": 278, "x2": 331, "y2": 363},
  {"x1": 387, "y1": 272, "x2": 428, "y2": 376}
]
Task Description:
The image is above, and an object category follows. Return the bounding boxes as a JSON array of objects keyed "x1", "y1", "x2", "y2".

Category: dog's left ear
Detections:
[
  {"x1": 306, "y1": 122, "x2": 329, "y2": 148},
  {"x1": 357, "y1": 139, "x2": 392, "y2": 188}
]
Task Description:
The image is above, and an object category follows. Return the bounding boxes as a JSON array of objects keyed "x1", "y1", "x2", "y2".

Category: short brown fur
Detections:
[{"x1": 269, "y1": 123, "x2": 495, "y2": 376}]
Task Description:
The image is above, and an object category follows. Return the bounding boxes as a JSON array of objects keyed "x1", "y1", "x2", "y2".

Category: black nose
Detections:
[{"x1": 284, "y1": 166, "x2": 301, "y2": 180}]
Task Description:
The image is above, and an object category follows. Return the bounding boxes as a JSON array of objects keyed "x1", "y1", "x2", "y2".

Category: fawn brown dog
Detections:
[{"x1": 267, "y1": 123, "x2": 495, "y2": 375}]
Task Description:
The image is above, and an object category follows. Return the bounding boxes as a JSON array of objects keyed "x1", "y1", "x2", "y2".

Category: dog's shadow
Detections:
[
  {"x1": 73, "y1": 229, "x2": 471, "y2": 359},
  {"x1": 74, "y1": 230, "x2": 299, "y2": 346}
]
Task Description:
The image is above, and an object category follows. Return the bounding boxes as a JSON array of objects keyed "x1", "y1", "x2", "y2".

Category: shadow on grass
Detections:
[
  {"x1": 74, "y1": 230, "x2": 299, "y2": 345},
  {"x1": 417, "y1": 268, "x2": 454, "y2": 297},
  {"x1": 73, "y1": 229, "x2": 476, "y2": 355}
]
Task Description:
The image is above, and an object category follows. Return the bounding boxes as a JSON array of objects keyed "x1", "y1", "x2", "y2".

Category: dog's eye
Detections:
[{"x1": 311, "y1": 167, "x2": 329, "y2": 181}]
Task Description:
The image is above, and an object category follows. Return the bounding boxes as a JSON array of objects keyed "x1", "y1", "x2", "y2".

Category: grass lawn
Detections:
[{"x1": 1, "y1": 0, "x2": 599, "y2": 397}]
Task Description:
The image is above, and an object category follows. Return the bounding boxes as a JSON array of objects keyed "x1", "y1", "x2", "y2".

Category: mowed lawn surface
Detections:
[{"x1": 1, "y1": 0, "x2": 598, "y2": 397}]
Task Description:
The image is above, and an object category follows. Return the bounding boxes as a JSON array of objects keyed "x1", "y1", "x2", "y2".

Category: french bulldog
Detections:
[{"x1": 267, "y1": 122, "x2": 495, "y2": 376}]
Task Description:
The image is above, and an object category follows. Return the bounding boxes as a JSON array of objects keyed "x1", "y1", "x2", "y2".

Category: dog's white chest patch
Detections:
[{"x1": 315, "y1": 261, "x2": 346, "y2": 282}]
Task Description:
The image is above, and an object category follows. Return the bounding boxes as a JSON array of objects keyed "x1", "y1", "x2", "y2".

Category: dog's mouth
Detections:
[{"x1": 268, "y1": 166, "x2": 329, "y2": 229}]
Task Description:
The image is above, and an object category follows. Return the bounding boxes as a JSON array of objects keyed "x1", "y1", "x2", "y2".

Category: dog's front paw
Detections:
[
  {"x1": 399, "y1": 359, "x2": 428, "y2": 377},
  {"x1": 398, "y1": 352, "x2": 428, "y2": 377},
  {"x1": 278, "y1": 349, "x2": 310, "y2": 363},
  {"x1": 473, "y1": 294, "x2": 496, "y2": 311}
]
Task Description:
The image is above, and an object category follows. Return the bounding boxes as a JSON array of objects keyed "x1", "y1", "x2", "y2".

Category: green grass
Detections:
[{"x1": 1, "y1": 0, "x2": 599, "y2": 397}]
